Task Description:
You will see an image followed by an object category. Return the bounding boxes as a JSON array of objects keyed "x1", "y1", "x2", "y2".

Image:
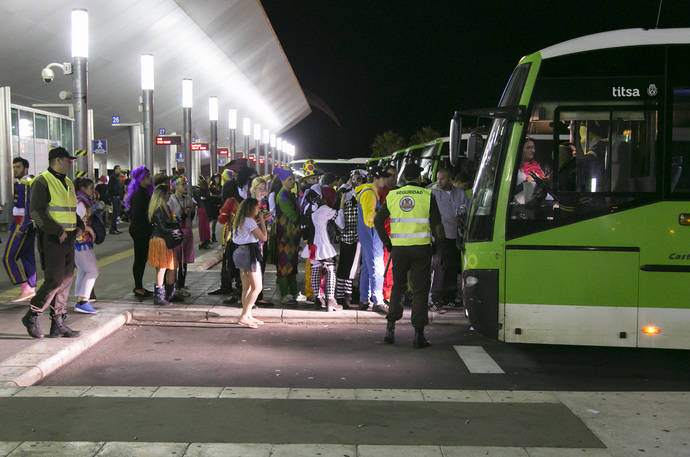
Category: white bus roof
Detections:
[
  {"x1": 290, "y1": 158, "x2": 369, "y2": 165},
  {"x1": 540, "y1": 28, "x2": 690, "y2": 60}
]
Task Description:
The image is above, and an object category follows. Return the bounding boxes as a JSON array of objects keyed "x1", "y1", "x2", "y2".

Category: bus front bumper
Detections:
[{"x1": 462, "y1": 269, "x2": 499, "y2": 339}]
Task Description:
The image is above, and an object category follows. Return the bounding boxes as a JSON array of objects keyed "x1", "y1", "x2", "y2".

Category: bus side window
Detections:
[
  {"x1": 507, "y1": 104, "x2": 659, "y2": 239},
  {"x1": 671, "y1": 88, "x2": 690, "y2": 193},
  {"x1": 510, "y1": 105, "x2": 555, "y2": 212}
]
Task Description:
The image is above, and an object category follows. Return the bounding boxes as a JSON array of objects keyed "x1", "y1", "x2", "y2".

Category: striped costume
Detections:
[{"x1": 3, "y1": 176, "x2": 36, "y2": 287}]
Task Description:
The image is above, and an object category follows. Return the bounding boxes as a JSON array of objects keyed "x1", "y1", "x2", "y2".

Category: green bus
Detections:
[
  {"x1": 401, "y1": 138, "x2": 447, "y2": 186},
  {"x1": 366, "y1": 156, "x2": 386, "y2": 175},
  {"x1": 396, "y1": 135, "x2": 481, "y2": 187},
  {"x1": 449, "y1": 29, "x2": 690, "y2": 349}
]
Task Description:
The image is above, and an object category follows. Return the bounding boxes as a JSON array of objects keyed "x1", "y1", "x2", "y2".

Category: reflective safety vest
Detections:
[
  {"x1": 386, "y1": 185, "x2": 432, "y2": 246},
  {"x1": 40, "y1": 170, "x2": 78, "y2": 232}
]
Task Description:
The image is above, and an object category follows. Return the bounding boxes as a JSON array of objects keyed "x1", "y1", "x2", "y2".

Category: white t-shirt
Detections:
[{"x1": 232, "y1": 217, "x2": 259, "y2": 245}]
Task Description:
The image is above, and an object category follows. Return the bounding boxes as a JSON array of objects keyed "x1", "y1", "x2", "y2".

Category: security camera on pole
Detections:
[{"x1": 209, "y1": 96, "x2": 218, "y2": 176}]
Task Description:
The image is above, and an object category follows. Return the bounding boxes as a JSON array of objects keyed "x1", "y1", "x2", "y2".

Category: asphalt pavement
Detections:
[{"x1": 38, "y1": 323, "x2": 690, "y2": 391}]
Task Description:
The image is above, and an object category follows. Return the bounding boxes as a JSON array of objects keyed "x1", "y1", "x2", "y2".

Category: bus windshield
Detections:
[
  {"x1": 466, "y1": 118, "x2": 511, "y2": 241},
  {"x1": 465, "y1": 63, "x2": 530, "y2": 242},
  {"x1": 401, "y1": 143, "x2": 438, "y2": 185}
]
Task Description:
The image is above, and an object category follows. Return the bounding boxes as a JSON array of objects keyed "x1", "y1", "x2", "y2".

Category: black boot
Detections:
[
  {"x1": 21, "y1": 310, "x2": 44, "y2": 339},
  {"x1": 165, "y1": 283, "x2": 183, "y2": 302},
  {"x1": 177, "y1": 264, "x2": 187, "y2": 289},
  {"x1": 49, "y1": 313, "x2": 81, "y2": 338},
  {"x1": 384, "y1": 320, "x2": 395, "y2": 344},
  {"x1": 413, "y1": 327, "x2": 431, "y2": 349},
  {"x1": 342, "y1": 295, "x2": 352, "y2": 310},
  {"x1": 154, "y1": 286, "x2": 170, "y2": 306}
]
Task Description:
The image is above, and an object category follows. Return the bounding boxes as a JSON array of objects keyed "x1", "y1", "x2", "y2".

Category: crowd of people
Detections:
[
  {"x1": 202, "y1": 157, "x2": 471, "y2": 337},
  {"x1": 10, "y1": 147, "x2": 471, "y2": 348}
]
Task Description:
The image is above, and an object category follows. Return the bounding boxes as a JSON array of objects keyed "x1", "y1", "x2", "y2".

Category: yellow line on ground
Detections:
[{"x1": 97, "y1": 249, "x2": 134, "y2": 268}]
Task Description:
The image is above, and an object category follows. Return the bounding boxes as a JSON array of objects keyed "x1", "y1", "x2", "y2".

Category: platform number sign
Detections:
[
  {"x1": 158, "y1": 128, "x2": 166, "y2": 135},
  {"x1": 111, "y1": 115, "x2": 120, "y2": 125},
  {"x1": 175, "y1": 152, "x2": 184, "y2": 161}
]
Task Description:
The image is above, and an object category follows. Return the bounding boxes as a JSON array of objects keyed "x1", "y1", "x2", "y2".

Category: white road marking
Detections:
[{"x1": 453, "y1": 345, "x2": 505, "y2": 374}]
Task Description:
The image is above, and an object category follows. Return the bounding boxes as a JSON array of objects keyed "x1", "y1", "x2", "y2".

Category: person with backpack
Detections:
[
  {"x1": 147, "y1": 184, "x2": 179, "y2": 306},
  {"x1": 72, "y1": 178, "x2": 99, "y2": 314}
]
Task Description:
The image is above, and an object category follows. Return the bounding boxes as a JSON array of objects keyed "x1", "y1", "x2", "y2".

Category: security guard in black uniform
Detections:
[{"x1": 374, "y1": 163, "x2": 444, "y2": 348}]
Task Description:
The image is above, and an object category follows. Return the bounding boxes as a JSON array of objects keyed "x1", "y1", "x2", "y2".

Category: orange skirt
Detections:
[{"x1": 147, "y1": 237, "x2": 177, "y2": 270}]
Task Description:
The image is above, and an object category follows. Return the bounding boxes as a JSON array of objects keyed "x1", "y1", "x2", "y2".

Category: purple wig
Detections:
[{"x1": 124, "y1": 166, "x2": 153, "y2": 209}]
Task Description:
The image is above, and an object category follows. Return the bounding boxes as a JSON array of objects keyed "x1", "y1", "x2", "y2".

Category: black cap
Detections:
[
  {"x1": 48, "y1": 147, "x2": 76, "y2": 161},
  {"x1": 402, "y1": 163, "x2": 423, "y2": 179},
  {"x1": 372, "y1": 167, "x2": 392, "y2": 179}
]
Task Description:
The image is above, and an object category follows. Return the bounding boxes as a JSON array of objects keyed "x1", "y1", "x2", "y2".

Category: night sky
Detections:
[{"x1": 262, "y1": 0, "x2": 689, "y2": 159}]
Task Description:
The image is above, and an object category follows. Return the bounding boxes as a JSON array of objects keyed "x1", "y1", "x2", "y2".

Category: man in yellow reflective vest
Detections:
[
  {"x1": 21, "y1": 147, "x2": 85, "y2": 339},
  {"x1": 374, "y1": 163, "x2": 444, "y2": 348}
]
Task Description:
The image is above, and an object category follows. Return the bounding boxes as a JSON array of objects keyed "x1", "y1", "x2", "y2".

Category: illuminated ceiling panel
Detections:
[{"x1": 0, "y1": 0, "x2": 310, "y2": 168}]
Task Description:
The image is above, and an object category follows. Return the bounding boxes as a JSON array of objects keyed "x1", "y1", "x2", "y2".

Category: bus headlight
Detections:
[{"x1": 465, "y1": 275, "x2": 479, "y2": 287}]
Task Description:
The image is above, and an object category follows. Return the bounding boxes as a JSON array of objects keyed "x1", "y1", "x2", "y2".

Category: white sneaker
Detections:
[{"x1": 295, "y1": 292, "x2": 308, "y2": 302}]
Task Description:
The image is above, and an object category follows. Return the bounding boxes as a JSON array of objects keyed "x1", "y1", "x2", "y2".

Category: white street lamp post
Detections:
[
  {"x1": 228, "y1": 109, "x2": 237, "y2": 159},
  {"x1": 140, "y1": 54, "x2": 154, "y2": 172},
  {"x1": 253, "y1": 123, "x2": 261, "y2": 173},
  {"x1": 71, "y1": 8, "x2": 90, "y2": 177},
  {"x1": 209, "y1": 96, "x2": 218, "y2": 175},
  {"x1": 181, "y1": 78, "x2": 193, "y2": 182}
]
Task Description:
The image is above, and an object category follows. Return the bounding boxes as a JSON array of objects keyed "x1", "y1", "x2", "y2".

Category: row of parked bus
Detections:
[
  {"x1": 292, "y1": 29, "x2": 690, "y2": 350},
  {"x1": 366, "y1": 134, "x2": 485, "y2": 188}
]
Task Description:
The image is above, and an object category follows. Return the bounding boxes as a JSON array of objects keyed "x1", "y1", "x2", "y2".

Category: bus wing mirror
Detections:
[
  {"x1": 449, "y1": 111, "x2": 462, "y2": 166},
  {"x1": 467, "y1": 133, "x2": 485, "y2": 163}
]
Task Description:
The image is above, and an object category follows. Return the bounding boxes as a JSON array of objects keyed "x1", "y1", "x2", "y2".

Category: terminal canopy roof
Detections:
[{"x1": 0, "y1": 0, "x2": 310, "y2": 168}]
